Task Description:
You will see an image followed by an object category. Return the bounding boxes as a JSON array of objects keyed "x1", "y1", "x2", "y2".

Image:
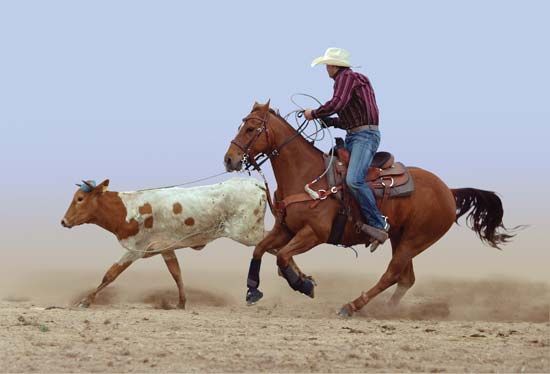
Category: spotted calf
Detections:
[{"x1": 61, "y1": 178, "x2": 267, "y2": 309}]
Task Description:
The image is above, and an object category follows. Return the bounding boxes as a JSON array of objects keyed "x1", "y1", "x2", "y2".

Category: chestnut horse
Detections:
[{"x1": 224, "y1": 101, "x2": 514, "y2": 317}]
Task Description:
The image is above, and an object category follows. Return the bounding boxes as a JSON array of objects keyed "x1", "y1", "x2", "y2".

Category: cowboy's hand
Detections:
[{"x1": 303, "y1": 109, "x2": 314, "y2": 121}]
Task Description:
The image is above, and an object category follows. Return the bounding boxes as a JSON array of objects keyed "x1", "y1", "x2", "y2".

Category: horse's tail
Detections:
[{"x1": 451, "y1": 188, "x2": 518, "y2": 249}]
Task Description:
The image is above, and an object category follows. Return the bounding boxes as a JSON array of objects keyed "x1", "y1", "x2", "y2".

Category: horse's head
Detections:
[
  {"x1": 224, "y1": 101, "x2": 276, "y2": 172},
  {"x1": 61, "y1": 179, "x2": 110, "y2": 228}
]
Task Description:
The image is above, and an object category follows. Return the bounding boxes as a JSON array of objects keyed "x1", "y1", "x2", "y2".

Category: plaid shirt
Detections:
[{"x1": 311, "y1": 68, "x2": 379, "y2": 129}]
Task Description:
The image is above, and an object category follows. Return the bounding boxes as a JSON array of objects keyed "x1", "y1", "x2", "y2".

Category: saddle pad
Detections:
[
  {"x1": 371, "y1": 171, "x2": 415, "y2": 198},
  {"x1": 323, "y1": 154, "x2": 415, "y2": 199}
]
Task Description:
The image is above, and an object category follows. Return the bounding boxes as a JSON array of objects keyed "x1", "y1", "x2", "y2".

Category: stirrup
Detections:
[
  {"x1": 360, "y1": 223, "x2": 389, "y2": 243},
  {"x1": 364, "y1": 219, "x2": 390, "y2": 253},
  {"x1": 369, "y1": 240, "x2": 382, "y2": 253}
]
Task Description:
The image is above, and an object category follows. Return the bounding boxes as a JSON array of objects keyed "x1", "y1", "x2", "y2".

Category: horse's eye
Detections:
[
  {"x1": 77, "y1": 196, "x2": 84, "y2": 202},
  {"x1": 246, "y1": 127, "x2": 255, "y2": 133}
]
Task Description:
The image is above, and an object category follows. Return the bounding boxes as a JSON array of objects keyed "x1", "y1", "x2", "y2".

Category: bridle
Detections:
[
  {"x1": 230, "y1": 110, "x2": 310, "y2": 173},
  {"x1": 229, "y1": 109, "x2": 311, "y2": 214},
  {"x1": 230, "y1": 111, "x2": 274, "y2": 170}
]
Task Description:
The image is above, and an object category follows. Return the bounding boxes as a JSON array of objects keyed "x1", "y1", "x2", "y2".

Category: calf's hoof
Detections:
[
  {"x1": 246, "y1": 288, "x2": 263, "y2": 305},
  {"x1": 77, "y1": 299, "x2": 91, "y2": 308}
]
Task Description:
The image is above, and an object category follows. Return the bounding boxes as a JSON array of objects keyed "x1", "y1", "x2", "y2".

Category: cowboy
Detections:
[{"x1": 304, "y1": 47, "x2": 389, "y2": 245}]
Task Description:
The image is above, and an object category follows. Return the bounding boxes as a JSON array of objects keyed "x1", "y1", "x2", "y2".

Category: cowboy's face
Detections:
[{"x1": 326, "y1": 65, "x2": 340, "y2": 79}]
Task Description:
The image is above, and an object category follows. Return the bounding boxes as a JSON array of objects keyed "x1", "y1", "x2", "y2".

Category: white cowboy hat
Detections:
[{"x1": 311, "y1": 47, "x2": 352, "y2": 68}]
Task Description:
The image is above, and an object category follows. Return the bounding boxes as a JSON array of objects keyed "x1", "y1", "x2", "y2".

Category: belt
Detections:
[{"x1": 346, "y1": 124, "x2": 379, "y2": 134}]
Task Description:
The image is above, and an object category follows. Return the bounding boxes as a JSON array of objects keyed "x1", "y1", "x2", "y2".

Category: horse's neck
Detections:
[{"x1": 269, "y1": 120, "x2": 325, "y2": 197}]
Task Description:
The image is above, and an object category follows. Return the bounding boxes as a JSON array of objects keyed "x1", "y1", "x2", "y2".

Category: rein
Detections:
[
  {"x1": 233, "y1": 95, "x2": 337, "y2": 216},
  {"x1": 231, "y1": 109, "x2": 314, "y2": 215},
  {"x1": 232, "y1": 111, "x2": 311, "y2": 173}
]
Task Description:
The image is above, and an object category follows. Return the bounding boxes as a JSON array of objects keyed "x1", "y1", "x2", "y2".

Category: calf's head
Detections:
[{"x1": 61, "y1": 179, "x2": 110, "y2": 228}]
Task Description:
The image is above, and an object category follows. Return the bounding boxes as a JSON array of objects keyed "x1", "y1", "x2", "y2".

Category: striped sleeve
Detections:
[
  {"x1": 320, "y1": 116, "x2": 342, "y2": 128},
  {"x1": 311, "y1": 72, "x2": 355, "y2": 119}
]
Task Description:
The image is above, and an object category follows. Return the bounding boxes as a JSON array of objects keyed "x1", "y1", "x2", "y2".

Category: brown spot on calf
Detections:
[
  {"x1": 139, "y1": 203, "x2": 152, "y2": 215},
  {"x1": 144, "y1": 216, "x2": 154, "y2": 228},
  {"x1": 82, "y1": 191, "x2": 140, "y2": 240},
  {"x1": 253, "y1": 208, "x2": 260, "y2": 215},
  {"x1": 173, "y1": 202, "x2": 183, "y2": 214},
  {"x1": 184, "y1": 217, "x2": 195, "y2": 226}
]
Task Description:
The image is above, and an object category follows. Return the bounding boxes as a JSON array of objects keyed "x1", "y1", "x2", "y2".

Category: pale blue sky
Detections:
[{"x1": 0, "y1": 1, "x2": 548, "y2": 281}]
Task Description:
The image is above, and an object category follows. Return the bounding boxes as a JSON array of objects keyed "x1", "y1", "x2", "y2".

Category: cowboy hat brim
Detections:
[{"x1": 311, "y1": 56, "x2": 352, "y2": 68}]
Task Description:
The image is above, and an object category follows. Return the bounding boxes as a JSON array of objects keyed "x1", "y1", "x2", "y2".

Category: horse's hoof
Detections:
[
  {"x1": 177, "y1": 301, "x2": 186, "y2": 310},
  {"x1": 246, "y1": 288, "x2": 263, "y2": 305},
  {"x1": 305, "y1": 275, "x2": 318, "y2": 287},
  {"x1": 337, "y1": 304, "x2": 354, "y2": 318},
  {"x1": 306, "y1": 280, "x2": 315, "y2": 299}
]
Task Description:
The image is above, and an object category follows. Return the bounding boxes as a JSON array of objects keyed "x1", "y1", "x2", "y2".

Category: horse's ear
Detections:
[
  {"x1": 265, "y1": 99, "x2": 271, "y2": 109},
  {"x1": 252, "y1": 101, "x2": 260, "y2": 111},
  {"x1": 252, "y1": 100, "x2": 269, "y2": 113}
]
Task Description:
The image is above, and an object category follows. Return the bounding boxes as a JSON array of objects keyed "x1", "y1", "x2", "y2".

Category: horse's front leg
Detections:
[
  {"x1": 246, "y1": 223, "x2": 292, "y2": 305},
  {"x1": 277, "y1": 225, "x2": 321, "y2": 298},
  {"x1": 267, "y1": 249, "x2": 314, "y2": 284}
]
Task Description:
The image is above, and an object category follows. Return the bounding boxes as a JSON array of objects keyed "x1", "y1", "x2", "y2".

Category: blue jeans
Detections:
[{"x1": 345, "y1": 129, "x2": 386, "y2": 229}]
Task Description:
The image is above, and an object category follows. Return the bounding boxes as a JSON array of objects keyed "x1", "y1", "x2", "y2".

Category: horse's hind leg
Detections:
[
  {"x1": 338, "y1": 232, "x2": 438, "y2": 317},
  {"x1": 338, "y1": 248, "x2": 411, "y2": 316},
  {"x1": 388, "y1": 261, "x2": 415, "y2": 307},
  {"x1": 386, "y1": 234, "x2": 415, "y2": 307}
]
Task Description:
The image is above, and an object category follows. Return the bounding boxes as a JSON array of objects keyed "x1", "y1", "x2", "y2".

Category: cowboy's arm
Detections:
[
  {"x1": 320, "y1": 116, "x2": 343, "y2": 128},
  {"x1": 311, "y1": 73, "x2": 354, "y2": 119}
]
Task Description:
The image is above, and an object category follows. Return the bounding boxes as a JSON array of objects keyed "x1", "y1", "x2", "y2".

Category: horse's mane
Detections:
[{"x1": 251, "y1": 107, "x2": 325, "y2": 155}]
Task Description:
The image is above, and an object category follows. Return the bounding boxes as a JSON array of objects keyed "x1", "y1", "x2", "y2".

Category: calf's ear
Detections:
[{"x1": 96, "y1": 179, "x2": 110, "y2": 193}]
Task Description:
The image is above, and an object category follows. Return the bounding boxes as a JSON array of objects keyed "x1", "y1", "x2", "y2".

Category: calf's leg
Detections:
[
  {"x1": 162, "y1": 250, "x2": 186, "y2": 309},
  {"x1": 77, "y1": 253, "x2": 136, "y2": 308}
]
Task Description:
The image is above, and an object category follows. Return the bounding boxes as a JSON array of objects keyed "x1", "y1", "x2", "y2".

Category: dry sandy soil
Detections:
[{"x1": 0, "y1": 270, "x2": 548, "y2": 373}]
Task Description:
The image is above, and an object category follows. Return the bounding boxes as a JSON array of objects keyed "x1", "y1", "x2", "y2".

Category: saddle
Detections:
[
  {"x1": 326, "y1": 138, "x2": 415, "y2": 205},
  {"x1": 272, "y1": 138, "x2": 414, "y2": 246}
]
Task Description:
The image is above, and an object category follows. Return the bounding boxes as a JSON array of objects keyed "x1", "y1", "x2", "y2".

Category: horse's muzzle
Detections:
[
  {"x1": 61, "y1": 218, "x2": 73, "y2": 228},
  {"x1": 224, "y1": 154, "x2": 243, "y2": 172}
]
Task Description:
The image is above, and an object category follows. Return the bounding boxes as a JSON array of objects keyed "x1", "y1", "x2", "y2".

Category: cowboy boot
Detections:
[{"x1": 360, "y1": 221, "x2": 390, "y2": 253}]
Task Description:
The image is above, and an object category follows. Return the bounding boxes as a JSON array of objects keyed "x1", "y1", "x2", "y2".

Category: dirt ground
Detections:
[{"x1": 0, "y1": 270, "x2": 548, "y2": 373}]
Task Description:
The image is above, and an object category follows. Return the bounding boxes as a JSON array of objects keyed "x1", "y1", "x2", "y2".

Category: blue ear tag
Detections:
[{"x1": 76, "y1": 180, "x2": 97, "y2": 193}]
